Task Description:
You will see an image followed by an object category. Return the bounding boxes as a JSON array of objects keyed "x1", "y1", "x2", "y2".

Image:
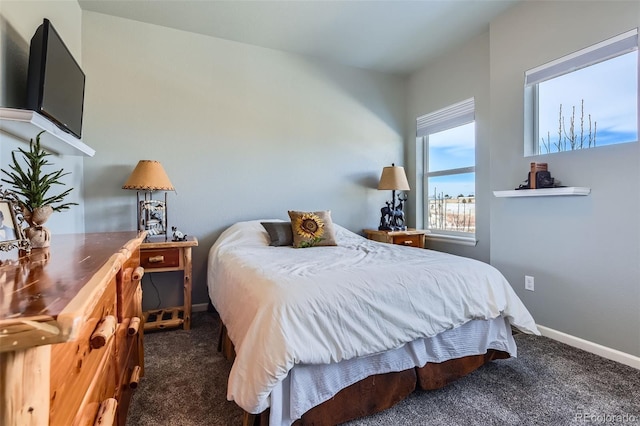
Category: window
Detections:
[
  {"x1": 525, "y1": 29, "x2": 638, "y2": 156},
  {"x1": 417, "y1": 98, "x2": 476, "y2": 242}
]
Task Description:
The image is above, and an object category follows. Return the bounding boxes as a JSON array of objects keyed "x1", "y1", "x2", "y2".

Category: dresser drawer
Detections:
[
  {"x1": 392, "y1": 234, "x2": 422, "y2": 247},
  {"x1": 49, "y1": 280, "x2": 117, "y2": 426},
  {"x1": 115, "y1": 334, "x2": 141, "y2": 426},
  {"x1": 70, "y1": 338, "x2": 117, "y2": 426},
  {"x1": 118, "y1": 248, "x2": 143, "y2": 322},
  {"x1": 119, "y1": 282, "x2": 143, "y2": 321},
  {"x1": 140, "y1": 248, "x2": 180, "y2": 269},
  {"x1": 115, "y1": 320, "x2": 140, "y2": 387}
]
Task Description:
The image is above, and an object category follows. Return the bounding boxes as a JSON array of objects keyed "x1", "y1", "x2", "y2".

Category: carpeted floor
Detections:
[{"x1": 126, "y1": 312, "x2": 640, "y2": 426}]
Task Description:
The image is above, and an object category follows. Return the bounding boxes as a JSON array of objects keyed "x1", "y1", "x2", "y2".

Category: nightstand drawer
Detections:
[
  {"x1": 140, "y1": 248, "x2": 180, "y2": 269},
  {"x1": 392, "y1": 234, "x2": 422, "y2": 247},
  {"x1": 364, "y1": 229, "x2": 426, "y2": 249}
]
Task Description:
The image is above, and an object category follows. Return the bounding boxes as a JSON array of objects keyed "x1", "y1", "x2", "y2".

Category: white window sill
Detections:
[{"x1": 425, "y1": 233, "x2": 477, "y2": 247}]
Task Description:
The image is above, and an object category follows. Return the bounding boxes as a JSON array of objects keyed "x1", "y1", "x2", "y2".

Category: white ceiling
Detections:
[{"x1": 78, "y1": 0, "x2": 520, "y2": 75}]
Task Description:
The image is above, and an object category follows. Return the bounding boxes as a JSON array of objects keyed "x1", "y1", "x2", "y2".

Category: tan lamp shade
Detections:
[
  {"x1": 122, "y1": 160, "x2": 174, "y2": 191},
  {"x1": 378, "y1": 164, "x2": 410, "y2": 191}
]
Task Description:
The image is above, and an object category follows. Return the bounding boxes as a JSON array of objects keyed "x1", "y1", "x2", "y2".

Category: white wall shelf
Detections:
[
  {"x1": 0, "y1": 107, "x2": 95, "y2": 157},
  {"x1": 493, "y1": 187, "x2": 591, "y2": 197}
]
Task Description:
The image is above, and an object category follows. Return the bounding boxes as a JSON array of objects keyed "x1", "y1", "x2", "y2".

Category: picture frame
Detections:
[
  {"x1": 0, "y1": 188, "x2": 30, "y2": 252},
  {"x1": 139, "y1": 199, "x2": 167, "y2": 237}
]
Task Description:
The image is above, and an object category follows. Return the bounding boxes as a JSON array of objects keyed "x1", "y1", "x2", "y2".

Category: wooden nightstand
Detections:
[
  {"x1": 140, "y1": 236, "x2": 198, "y2": 331},
  {"x1": 364, "y1": 229, "x2": 427, "y2": 248}
]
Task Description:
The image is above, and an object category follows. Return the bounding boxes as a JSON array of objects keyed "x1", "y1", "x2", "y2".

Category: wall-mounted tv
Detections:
[{"x1": 26, "y1": 18, "x2": 85, "y2": 139}]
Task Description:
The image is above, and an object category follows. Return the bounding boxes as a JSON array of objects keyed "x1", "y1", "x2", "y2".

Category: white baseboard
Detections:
[
  {"x1": 192, "y1": 303, "x2": 209, "y2": 313},
  {"x1": 537, "y1": 325, "x2": 640, "y2": 370}
]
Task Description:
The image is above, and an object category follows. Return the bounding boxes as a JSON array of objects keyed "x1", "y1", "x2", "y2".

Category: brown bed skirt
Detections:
[{"x1": 218, "y1": 325, "x2": 510, "y2": 426}]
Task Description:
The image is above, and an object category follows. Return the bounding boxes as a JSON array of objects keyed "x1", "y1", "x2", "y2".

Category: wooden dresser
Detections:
[{"x1": 0, "y1": 232, "x2": 146, "y2": 426}]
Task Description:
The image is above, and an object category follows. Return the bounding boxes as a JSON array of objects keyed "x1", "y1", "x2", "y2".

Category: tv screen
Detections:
[{"x1": 27, "y1": 19, "x2": 85, "y2": 139}]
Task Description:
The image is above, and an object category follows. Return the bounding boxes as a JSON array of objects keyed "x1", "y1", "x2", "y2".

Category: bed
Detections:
[{"x1": 207, "y1": 219, "x2": 539, "y2": 425}]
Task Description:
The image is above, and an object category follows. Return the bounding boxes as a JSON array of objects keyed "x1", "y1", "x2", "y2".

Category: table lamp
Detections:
[
  {"x1": 123, "y1": 160, "x2": 174, "y2": 241},
  {"x1": 378, "y1": 163, "x2": 410, "y2": 231}
]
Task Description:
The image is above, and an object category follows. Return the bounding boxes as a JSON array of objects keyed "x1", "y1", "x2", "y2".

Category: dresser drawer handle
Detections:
[
  {"x1": 90, "y1": 315, "x2": 117, "y2": 349},
  {"x1": 402, "y1": 240, "x2": 413, "y2": 245},
  {"x1": 148, "y1": 255, "x2": 164, "y2": 263},
  {"x1": 94, "y1": 397, "x2": 117, "y2": 426},
  {"x1": 128, "y1": 317, "x2": 141, "y2": 336},
  {"x1": 132, "y1": 266, "x2": 145, "y2": 280},
  {"x1": 129, "y1": 365, "x2": 142, "y2": 389}
]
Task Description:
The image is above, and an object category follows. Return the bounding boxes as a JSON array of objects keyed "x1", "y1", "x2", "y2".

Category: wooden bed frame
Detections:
[{"x1": 218, "y1": 324, "x2": 510, "y2": 426}]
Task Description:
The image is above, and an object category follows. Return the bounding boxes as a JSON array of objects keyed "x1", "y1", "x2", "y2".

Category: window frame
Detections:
[{"x1": 417, "y1": 98, "x2": 477, "y2": 245}]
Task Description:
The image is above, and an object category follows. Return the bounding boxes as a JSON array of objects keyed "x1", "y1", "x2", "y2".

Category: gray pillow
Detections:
[{"x1": 261, "y1": 222, "x2": 293, "y2": 246}]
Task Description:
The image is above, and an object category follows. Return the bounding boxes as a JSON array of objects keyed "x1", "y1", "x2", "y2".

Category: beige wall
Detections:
[{"x1": 81, "y1": 11, "x2": 406, "y2": 308}]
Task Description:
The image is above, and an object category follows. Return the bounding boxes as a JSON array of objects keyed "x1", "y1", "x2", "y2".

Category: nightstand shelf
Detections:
[
  {"x1": 140, "y1": 236, "x2": 198, "y2": 331},
  {"x1": 364, "y1": 229, "x2": 427, "y2": 248}
]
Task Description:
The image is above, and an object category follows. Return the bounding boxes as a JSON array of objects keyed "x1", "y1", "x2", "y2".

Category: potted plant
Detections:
[{"x1": 1, "y1": 131, "x2": 77, "y2": 247}]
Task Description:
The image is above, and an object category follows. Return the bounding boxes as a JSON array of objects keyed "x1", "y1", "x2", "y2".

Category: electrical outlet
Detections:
[{"x1": 525, "y1": 275, "x2": 535, "y2": 291}]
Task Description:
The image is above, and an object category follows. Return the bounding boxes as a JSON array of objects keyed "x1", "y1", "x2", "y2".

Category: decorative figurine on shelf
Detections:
[
  {"x1": 377, "y1": 163, "x2": 410, "y2": 231},
  {"x1": 516, "y1": 162, "x2": 557, "y2": 190},
  {"x1": 172, "y1": 226, "x2": 187, "y2": 241}
]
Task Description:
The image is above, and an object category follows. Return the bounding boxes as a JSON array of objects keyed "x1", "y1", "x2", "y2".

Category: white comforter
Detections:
[{"x1": 207, "y1": 220, "x2": 539, "y2": 414}]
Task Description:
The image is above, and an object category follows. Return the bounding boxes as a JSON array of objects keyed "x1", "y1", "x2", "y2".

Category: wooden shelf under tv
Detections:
[
  {"x1": 493, "y1": 187, "x2": 591, "y2": 197},
  {"x1": 0, "y1": 107, "x2": 95, "y2": 157}
]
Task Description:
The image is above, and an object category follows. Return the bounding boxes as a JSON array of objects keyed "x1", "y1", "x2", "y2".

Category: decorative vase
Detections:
[{"x1": 23, "y1": 205, "x2": 53, "y2": 248}]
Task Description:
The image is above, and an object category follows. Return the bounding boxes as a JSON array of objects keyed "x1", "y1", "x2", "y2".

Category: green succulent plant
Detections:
[{"x1": 1, "y1": 131, "x2": 78, "y2": 212}]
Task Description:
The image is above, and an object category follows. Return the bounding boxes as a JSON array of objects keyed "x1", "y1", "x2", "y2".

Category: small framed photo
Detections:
[
  {"x1": 0, "y1": 201, "x2": 19, "y2": 242},
  {"x1": 0, "y1": 195, "x2": 29, "y2": 252},
  {"x1": 139, "y1": 199, "x2": 167, "y2": 236}
]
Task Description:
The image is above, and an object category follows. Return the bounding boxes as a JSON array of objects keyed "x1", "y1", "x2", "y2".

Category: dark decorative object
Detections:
[
  {"x1": 172, "y1": 226, "x2": 187, "y2": 242},
  {"x1": 378, "y1": 164, "x2": 410, "y2": 231},
  {"x1": 516, "y1": 162, "x2": 558, "y2": 190}
]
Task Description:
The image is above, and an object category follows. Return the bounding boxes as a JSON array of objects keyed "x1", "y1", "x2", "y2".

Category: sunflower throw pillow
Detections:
[{"x1": 287, "y1": 210, "x2": 337, "y2": 248}]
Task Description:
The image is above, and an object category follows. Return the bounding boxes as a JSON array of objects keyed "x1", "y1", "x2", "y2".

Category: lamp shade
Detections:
[
  {"x1": 378, "y1": 165, "x2": 410, "y2": 191},
  {"x1": 122, "y1": 160, "x2": 174, "y2": 191}
]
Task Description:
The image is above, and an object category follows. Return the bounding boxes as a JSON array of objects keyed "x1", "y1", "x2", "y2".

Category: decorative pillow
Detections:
[
  {"x1": 261, "y1": 221, "x2": 293, "y2": 246},
  {"x1": 287, "y1": 210, "x2": 337, "y2": 248}
]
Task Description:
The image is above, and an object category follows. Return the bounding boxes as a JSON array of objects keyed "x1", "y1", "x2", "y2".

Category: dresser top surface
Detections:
[{"x1": 0, "y1": 232, "x2": 142, "y2": 322}]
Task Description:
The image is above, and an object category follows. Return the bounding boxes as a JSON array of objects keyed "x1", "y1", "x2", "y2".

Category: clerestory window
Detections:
[{"x1": 524, "y1": 29, "x2": 638, "y2": 156}]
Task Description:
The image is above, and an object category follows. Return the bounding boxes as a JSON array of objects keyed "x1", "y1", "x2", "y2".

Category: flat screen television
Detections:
[{"x1": 26, "y1": 18, "x2": 85, "y2": 139}]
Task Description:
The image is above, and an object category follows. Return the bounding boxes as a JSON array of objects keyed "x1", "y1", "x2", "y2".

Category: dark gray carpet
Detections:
[{"x1": 126, "y1": 312, "x2": 640, "y2": 426}]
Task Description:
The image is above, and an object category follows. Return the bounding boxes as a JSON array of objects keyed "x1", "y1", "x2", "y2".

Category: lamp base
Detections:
[
  {"x1": 137, "y1": 191, "x2": 169, "y2": 242},
  {"x1": 378, "y1": 225, "x2": 408, "y2": 232},
  {"x1": 378, "y1": 192, "x2": 407, "y2": 232}
]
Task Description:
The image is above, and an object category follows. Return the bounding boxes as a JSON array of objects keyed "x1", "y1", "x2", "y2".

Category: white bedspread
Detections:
[{"x1": 207, "y1": 220, "x2": 539, "y2": 415}]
